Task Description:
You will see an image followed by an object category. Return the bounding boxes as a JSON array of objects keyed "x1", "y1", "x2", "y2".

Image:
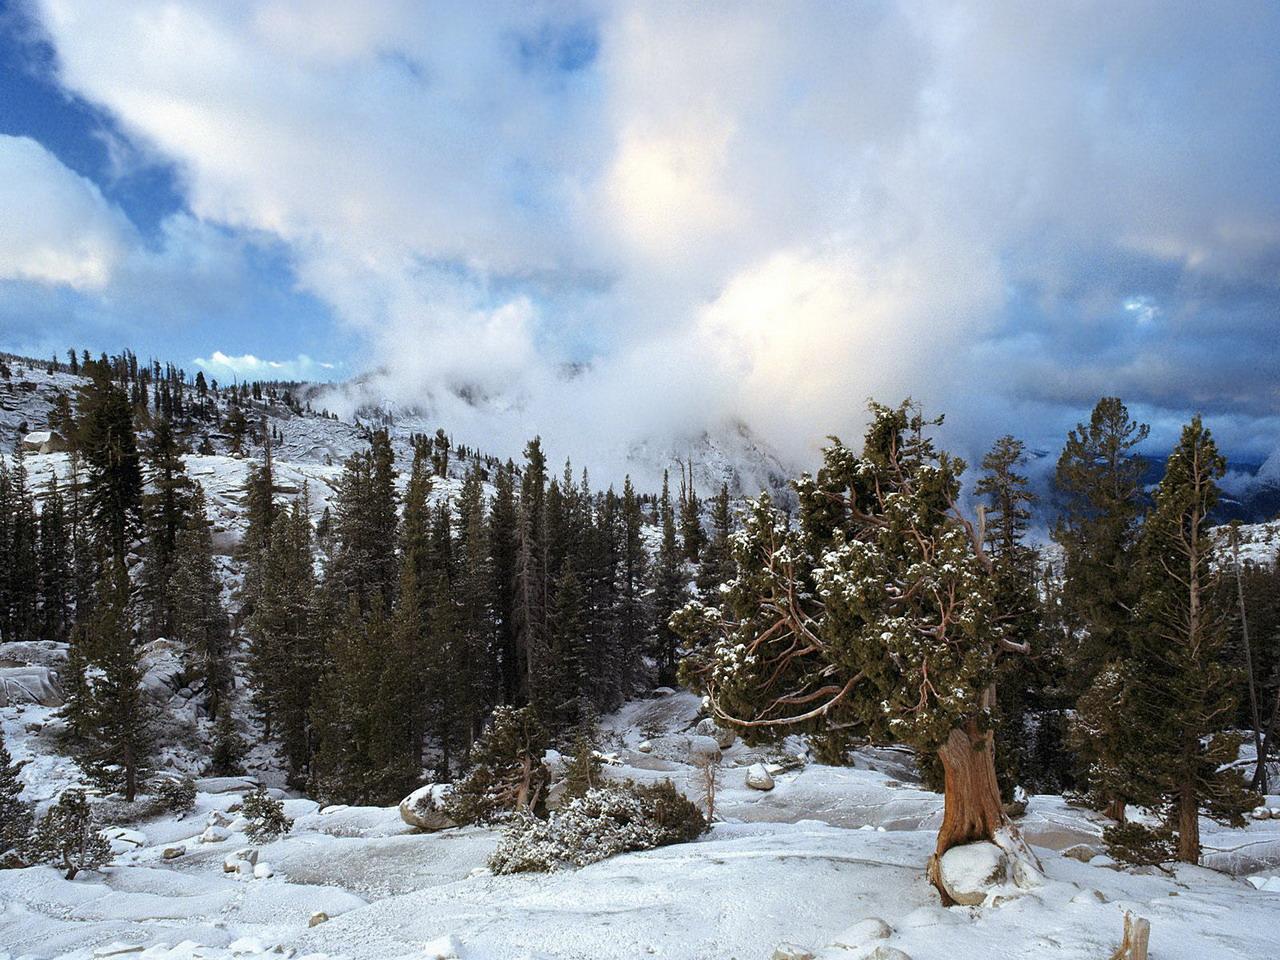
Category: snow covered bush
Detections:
[
  {"x1": 488, "y1": 780, "x2": 707, "y2": 874},
  {"x1": 152, "y1": 776, "x2": 196, "y2": 814},
  {"x1": 241, "y1": 788, "x2": 293, "y2": 843},
  {"x1": 25, "y1": 788, "x2": 112, "y2": 879}
]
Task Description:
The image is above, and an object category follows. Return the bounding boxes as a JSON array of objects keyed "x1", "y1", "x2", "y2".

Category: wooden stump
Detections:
[{"x1": 1109, "y1": 912, "x2": 1150, "y2": 960}]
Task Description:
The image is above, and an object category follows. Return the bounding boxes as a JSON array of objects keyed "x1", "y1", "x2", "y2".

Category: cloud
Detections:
[
  {"x1": 193, "y1": 350, "x2": 341, "y2": 382},
  {"x1": 23, "y1": 0, "x2": 1280, "y2": 476},
  {"x1": 0, "y1": 134, "x2": 133, "y2": 289}
]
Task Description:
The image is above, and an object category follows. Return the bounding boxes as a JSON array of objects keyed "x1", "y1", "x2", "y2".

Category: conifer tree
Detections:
[
  {"x1": 1106, "y1": 417, "x2": 1257, "y2": 863},
  {"x1": 72, "y1": 562, "x2": 152, "y2": 802},
  {"x1": 38, "y1": 476, "x2": 72, "y2": 642},
  {"x1": 617, "y1": 477, "x2": 649, "y2": 692},
  {"x1": 514, "y1": 438, "x2": 548, "y2": 705},
  {"x1": 211, "y1": 700, "x2": 246, "y2": 777},
  {"x1": 171, "y1": 484, "x2": 232, "y2": 715},
  {"x1": 489, "y1": 460, "x2": 519, "y2": 704},
  {"x1": 0, "y1": 728, "x2": 33, "y2": 862},
  {"x1": 76, "y1": 363, "x2": 142, "y2": 567},
  {"x1": 652, "y1": 471, "x2": 685, "y2": 686},
  {"x1": 26, "y1": 788, "x2": 110, "y2": 879},
  {"x1": 246, "y1": 499, "x2": 319, "y2": 781},
  {"x1": 696, "y1": 483, "x2": 734, "y2": 596},
  {"x1": 676, "y1": 402, "x2": 1039, "y2": 902},
  {"x1": 140, "y1": 417, "x2": 195, "y2": 639},
  {"x1": 1054, "y1": 397, "x2": 1149, "y2": 819},
  {"x1": 0, "y1": 448, "x2": 39, "y2": 643},
  {"x1": 678, "y1": 462, "x2": 706, "y2": 562}
]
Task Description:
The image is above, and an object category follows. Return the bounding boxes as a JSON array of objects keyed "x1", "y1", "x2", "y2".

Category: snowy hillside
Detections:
[{"x1": 5, "y1": 688, "x2": 1280, "y2": 960}]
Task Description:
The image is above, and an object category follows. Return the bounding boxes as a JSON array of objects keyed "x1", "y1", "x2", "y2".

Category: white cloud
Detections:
[
  {"x1": 26, "y1": 0, "x2": 1280, "y2": 473},
  {"x1": 0, "y1": 134, "x2": 133, "y2": 289},
  {"x1": 194, "y1": 350, "x2": 340, "y2": 382}
]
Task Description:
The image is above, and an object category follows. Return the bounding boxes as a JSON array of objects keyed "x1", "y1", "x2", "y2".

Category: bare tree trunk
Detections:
[
  {"x1": 1104, "y1": 798, "x2": 1127, "y2": 823},
  {"x1": 928, "y1": 722, "x2": 1009, "y2": 904},
  {"x1": 1233, "y1": 530, "x2": 1268, "y2": 791},
  {"x1": 1177, "y1": 781, "x2": 1200, "y2": 864}
]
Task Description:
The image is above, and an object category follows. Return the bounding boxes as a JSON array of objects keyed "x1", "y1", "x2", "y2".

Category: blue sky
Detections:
[{"x1": 0, "y1": 0, "x2": 1277, "y2": 473}]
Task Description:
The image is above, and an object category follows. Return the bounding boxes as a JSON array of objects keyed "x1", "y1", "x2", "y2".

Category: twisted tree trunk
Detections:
[{"x1": 928, "y1": 721, "x2": 1008, "y2": 904}]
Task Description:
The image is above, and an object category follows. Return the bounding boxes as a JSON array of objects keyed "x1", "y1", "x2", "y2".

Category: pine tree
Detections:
[
  {"x1": 38, "y1": 476, "x2": 72, "y2": 642},
  {"x1": 72, "y1": 562, "x2": 152, "y2": 802},
  {"x1": 171, "y1": 484, "x2": 232, "y2": 715},
  {"x1": 140, "y1": 417, "x2": 195, "y2": 639},
  {"x1": 211, "y1": 700, "x2": 246, "y2": 777},
  {"x1": 617, "y1": 477, "x2": 649, "y2": 693},
  {"x1": 489, "y1": 460, "x2": 519, "y2": 704},
  {"x1": 26, "y1": 788, "x2": 110, "y2": 879},
  {"x1": 0, "y1": 728, "x2": 33, "y2": 862},
  {"x1": 676, "y1": 401, "x2": 1038, "y2": 902},
  {"x1": 1106, "y1": 417, "x2": 1258, "y2": 863},
  {"x1": 652, "y1": 471, "x2": 685, "y2": 686},
  {"x1": 246, "y1": 500, "x2": 319, "y2": 782},
  {"x1": 696, "y1": 483, "x2": 734, "y2": 596},
  {"x1": 76, "y1": 363, "x2": 143, "y2": 567},
  {"x1": 328, "y1": 429, "x2": 399, "y2": 609},
  {"x1": 678, "y1": 462, "x2": 706, "y2": 562},
  {"x1": 0, "y1": 447, "x2": 39, "y2": 643},
  {"x1": 514, "y1": 438, "x2": 548, "y2": 706}
]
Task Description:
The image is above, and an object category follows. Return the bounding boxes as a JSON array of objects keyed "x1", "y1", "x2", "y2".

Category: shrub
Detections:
[
  {"x1": 1103, "y1": 821, "x2": 1175, "y2": 866},
  {"x1": 489, "y1": 780, "x2": 707, "y2": 874},
  {"x1": 152, "y1": 776, "x2": 196, "y2": 815},
  {"x1": 241, "y1": 788, "x2": 293, "y2": 843},
  {"x1": 25, "y1": 789, "x2": 112, "y2": 879},
  {"x1": 447, "y1": 706, "x2": 550, "y2": 825}
]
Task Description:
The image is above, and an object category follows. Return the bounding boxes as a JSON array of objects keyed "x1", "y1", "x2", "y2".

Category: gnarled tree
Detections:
[{"x1": 675, "y1": 401, "x2": 1038, "y2": 902}]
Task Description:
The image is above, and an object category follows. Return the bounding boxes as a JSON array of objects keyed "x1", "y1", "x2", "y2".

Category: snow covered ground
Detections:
[{"x1": 5, "y1": 689, "x2": 1280, "y2": 960}]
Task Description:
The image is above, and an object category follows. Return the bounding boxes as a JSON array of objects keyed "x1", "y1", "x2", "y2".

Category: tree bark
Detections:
[
  {"x1": 928, "y1": 721, "x2": 1009, "y2": 904},
  {"x1": 1177, "y1": 781, "x2": 1200, "y2": 864},
  {"x1": 1104, "y1": 798, "x2": 1126, "y2": 823}
]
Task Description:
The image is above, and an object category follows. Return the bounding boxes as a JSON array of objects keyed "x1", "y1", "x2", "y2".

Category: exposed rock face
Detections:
[
  {"x1": 695, "y1": 717, "x2": 737, "y2": 749},
  {"x1": 0, "y1": 666, "x2": 64, "y2": 707},
  {"x1": 936, "y1": 841, "x2": 1008, "y2": 906},
  {"x1": 399, "y1": 783, "x2": 457, "y2": 831},
  {"x1": 745, "y1": 763, "x2": 775, "y2": 791}
]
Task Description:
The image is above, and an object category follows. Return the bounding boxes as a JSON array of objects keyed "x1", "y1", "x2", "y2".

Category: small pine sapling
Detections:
[
  {"x1": 27, "y1": 789, "x2": 111, "y2": 879},
  {"x1": 242, "y1": 788, "x2": 293, "y2": 843}
]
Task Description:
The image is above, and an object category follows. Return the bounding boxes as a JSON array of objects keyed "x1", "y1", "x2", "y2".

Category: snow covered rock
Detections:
[
  {"x1": 695, "y1": 717, "x2": 737, "y2": 749},
  {"x1": 399, "y1": 783, "x2": 457, "y2": 831},
  {"x1": 772, "y1": 945, "x2": 815, "y2": 960},
  {"x1": 828, "y1": 918, "x2": 892, "y2": 950},
  {"x1": 309, "y1": 911, "x2": 329, "y2": 927},
  {"x1": 22, "y1": 429, "x2": 66, "y2": 453},
  {"x1": 1062, "y1": 843, "x2": 1102, "y2": 863},
  {"x1": 162, "y1": 845, "x2": 186, "y2": 860},
  {"x1": 200, "y1": 825, "x2": 229, "y2": 844},
  {"x1": 745, "y1": 763, "x2": 776, "y2": 791},
  {"x1": 195, "y1": 776, "x2": 258, "y2": 794},
  {"x1": 937, "y1": 842, "x2": 1008, "y2": 906},
  {"x1": 637, "y1": 740, "x2": 653, "y2": 753},
  {"x1": 423, "y1": 933, "x2": 464, "y2": 958},
  {"x1": 0, "y1": 665, "x2": 64, "y2": 707},
  {"x1": 687, "y1": 735, "x2": 722, "y2": 766},
  {"x1": 1252, "y1": 806, "x2": 1272, "y2": 820},
  {"x1": 253, "y1": 861, "x2": 273, "y2": 879},
  {"x1": 864, "y1": 948, "x2": 912, "y2": 960},
  {"x1": 101, "y1": 827, "x2": 146, "y2": 855},
  {"x1": 223, "y1": 848, "x2": 258, "y2": 873}
]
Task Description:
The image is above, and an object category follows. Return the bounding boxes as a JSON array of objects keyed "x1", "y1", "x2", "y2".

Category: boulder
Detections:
[
  {"x1": 866, "y1": 949, "x2": 912, "y2": 960},
  {"x1": 0, "y1": 665, "x2": 64, "y2": 707},
  {"x1": 695, "y1": 717, "x2": 737, "y2": 749},
  {"x1": 309, "y1": 912, "x2": 329, "y2": 928},
  {"x1": 162, "y1": 846, "x2": 186, "y2": 860},
  {"x1": 208, "y1": 810, "x2": 233, "y2": 827},
  {"x1": 772, "y1": 945, "x2": 815, "y2": 960},
  {"x1": 101, "y1": 827, "x2": 147, "y2": 855},
  {"x1": 937, "y1": 841, "x2": 1009, "y2": 906},
  {"x1": 745, "y1": 763, "x2": 775, "y2": 791},
  {"x1": 828, "y1": 918, "x2": 892, "y2": 950},
  {"x1": 22, "y1": 430, "x2": 66, "y2": 454},
  {"x1": 195, "y1": 776, "x2": 258, "y2": 795},
  {"x1": 399, "y1": 783, "x2": 457, "y2": 831},
  {"x1": 636, "y1": 740, "x2": 653, "y2": 754},
  {"x1": 1062, "y1": 843, "x2": 1102, "y2": 863},
  {"x1": 200, "y1": 825, "x2": 229, "y2": 844},
  {"x1": 423, "y1": 934, "x2": 464, "y2": 959},
  {"x1": 687, "y1": 735, "x2": 722, "y2": 767},
  {"x1": 253, "y1": 862, "x2": 273, "y2": 879},
  {"x1": 1251, "y1": 806, "x2": 1272, "y2": 820}
]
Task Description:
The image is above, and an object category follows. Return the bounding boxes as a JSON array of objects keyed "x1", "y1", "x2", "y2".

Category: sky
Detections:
[{"x1": 0, "y1": 0, "x2": 1278, "y2": 481}]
